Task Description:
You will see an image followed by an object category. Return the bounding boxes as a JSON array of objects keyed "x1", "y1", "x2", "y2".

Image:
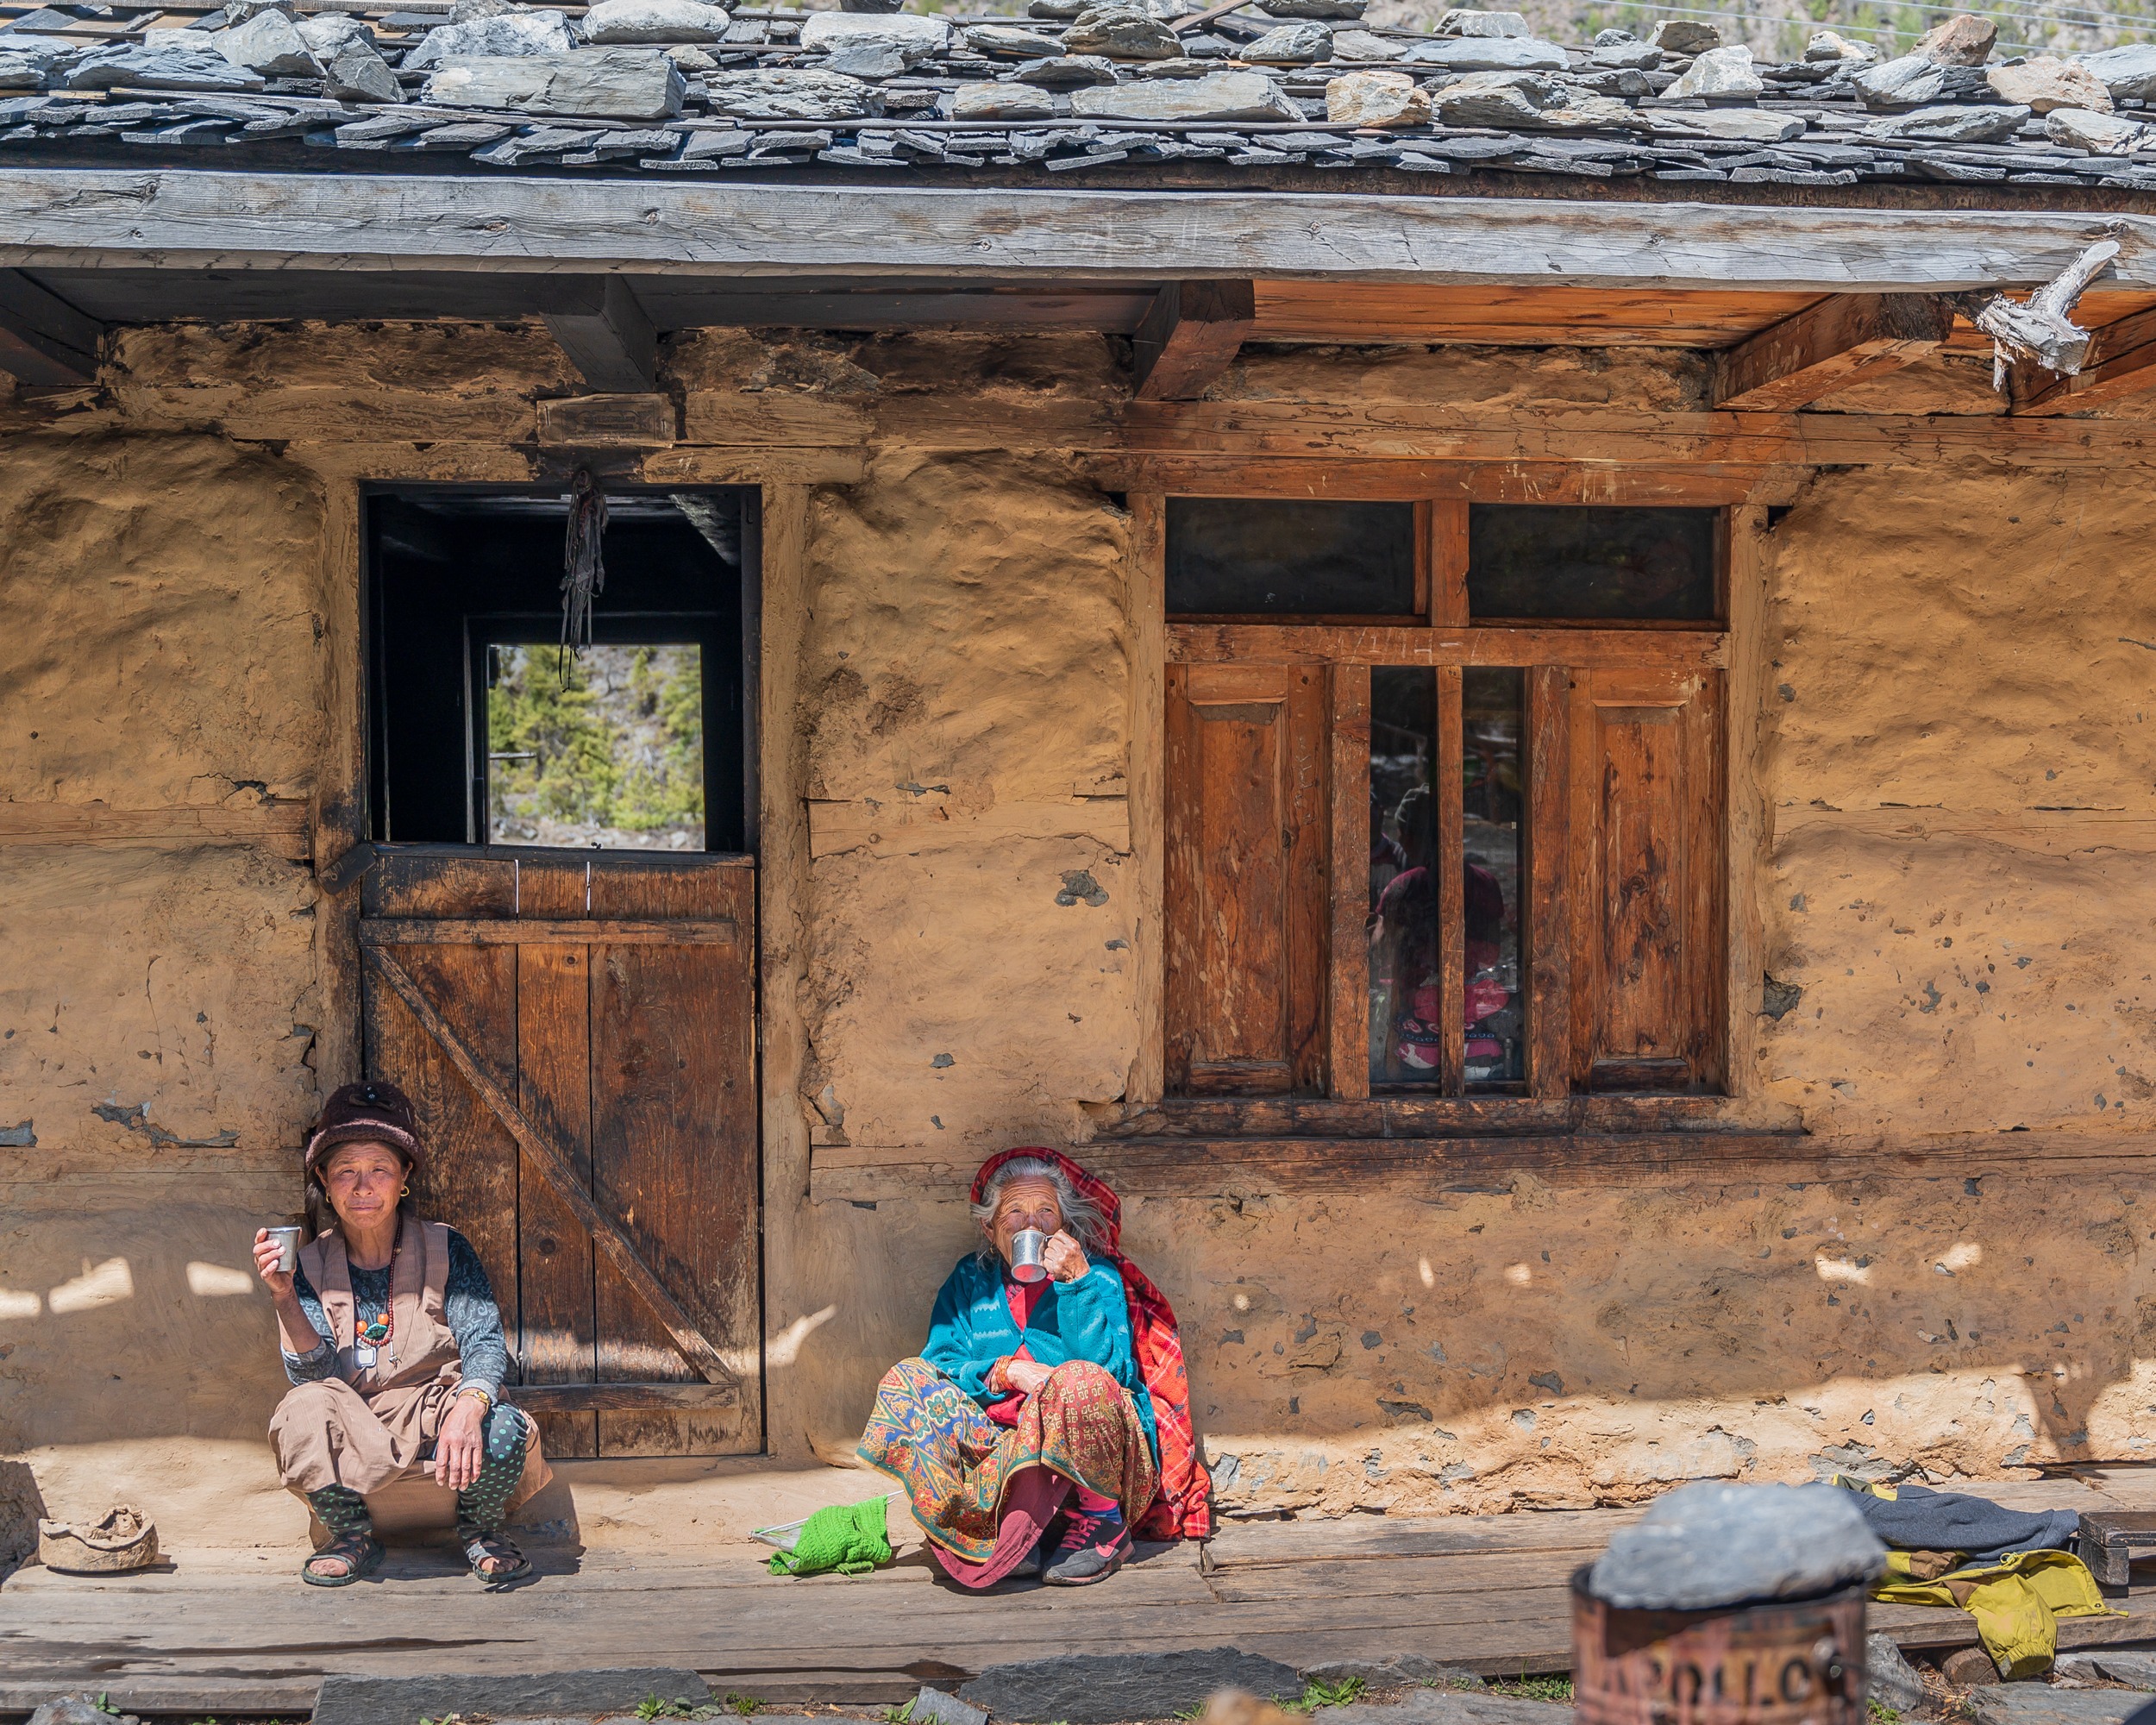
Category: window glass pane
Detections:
[
  {"x1": 486, "y1": 643, "x2": 705, "y2": 850},
  {"x1": 1369, "y1": 667, "x2": 1439, "y2": 1084},
  {"x1": 1168, "y1": 498, "x2": 1417, "y2": 617},
  {"x1": 1463, "y1": 668, "x2": 1525, "y2": 1087},
  {"x1": 1468, "y1": 505, "x2": 1717, "y2": 621}
]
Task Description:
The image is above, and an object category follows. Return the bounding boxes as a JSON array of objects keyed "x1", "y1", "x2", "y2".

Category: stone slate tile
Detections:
[
  {"x1": 1318, "y1": 1690, "x2": 1574, "y2": 1725},
  {"x1": 1969, "y1": 1689, "x2": 2155, "y2": 1725},
  {"x1": 313, "y1": 1671, "x2": 711, "y2": 1725},
  {"x1": 959, "y1": 1648, "x2": 1306, "y2": 1725}
]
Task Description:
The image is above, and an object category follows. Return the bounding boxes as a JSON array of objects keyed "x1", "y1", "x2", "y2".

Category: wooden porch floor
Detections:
[{"x1": 9, "y1": 1472, "x2": 2156, "y2": 1716}]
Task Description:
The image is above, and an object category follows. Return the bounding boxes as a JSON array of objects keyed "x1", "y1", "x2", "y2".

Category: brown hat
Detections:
[{"x1": 304, "y1": 1080, "x2": 423, "y2": 1178}]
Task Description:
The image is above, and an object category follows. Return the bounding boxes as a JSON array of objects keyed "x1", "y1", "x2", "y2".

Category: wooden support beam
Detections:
[
  {"x1": 1713, "y1": 293, "x2": 1955, "y2": 411},
  {"x1": 0, "y1": 268, "x2": 101, "y2": 386},
  {"x1": 542, "y1": 274, "x2": 656, "y2": 393},
  {"x1": 2015, "y1": 304, "x2": 2156, "y2": 417},
  {"x1": 1132, "y1": 279, "x2": 1255, "y2": 400}
]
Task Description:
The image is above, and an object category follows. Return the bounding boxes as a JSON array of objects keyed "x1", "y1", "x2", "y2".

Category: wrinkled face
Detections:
[
  {"x1": 319, "y1": 1140, "x2": 410, "y2": 1233},
  {"x1": 984, "y1": 1176, "x2": 1063, "y2": 1264}
]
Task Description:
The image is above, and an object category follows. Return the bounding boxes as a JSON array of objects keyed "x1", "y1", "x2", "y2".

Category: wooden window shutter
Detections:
[
  {"x1": 1565, "y1": 667, "x2": 1727, "y2": 1094},
  {"x1": 1164, "y1": 662, "x2": 1329, "y2": 1095}
]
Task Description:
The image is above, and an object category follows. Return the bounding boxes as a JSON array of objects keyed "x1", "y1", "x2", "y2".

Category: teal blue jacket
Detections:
[{"x1": 922, "y1": 1253, "x2": 1160, "y2": 1465}]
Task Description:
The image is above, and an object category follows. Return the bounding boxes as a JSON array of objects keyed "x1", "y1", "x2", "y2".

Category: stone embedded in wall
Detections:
[
  {"x1": 1326, "y1": 69, "x2": 1431, "y2": 126},
  {"x1": 580, "y1": 0, "x2": 733, "y2": 44},
  {"x1": 962, "y1": 22, "x2": 1065, "y2": 59},
  {"x1": 950, "y1": 80, "x2": 1056, "y2": 118},
  {"x1": 1400, "y1": 32, "x2": 1564, "y2": 70},
  {"x1": 2078, "y1": 43, "x2": 2156, "y2": 103},
  {"x1": 1985, "y1": 55, "x2": 2111, "y2": 114},
  {"x1": 1866, "y1": 103, "x2": 2029, "y2": 144},
  {"x1": 1242, "y1": 21, "x2": 1333, "y2": 65},
  {"x1": 1070, "y1": 68, "x2": 1297, "y2": 120},
  {"x1": 1060, "y1": 4, "x2": 1180, "y2": 60},
  {"x1": 702, "y1": 66, "x2": 876, "y2": 118},
  {"x1": 1664, "y1": 44, "x2": 1761, "y2": 100},
  {"x1": 1915, "y1": 12, "x2": 1996, "y2": 66},
  {"x1": 2045, "y1": 106, "x2": 2143, "y2": 153},
  {"x1": 212, "y1": 9, "x2": 322, "y2": 78},
  {"x1": 403, "y1": 6, "x2": 575, "y2": 66},
  {"x1": 427, "y1": 47, "x2": 687, "y2": 118}
]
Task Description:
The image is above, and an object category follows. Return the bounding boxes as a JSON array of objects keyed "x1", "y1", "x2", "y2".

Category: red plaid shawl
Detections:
[{"x1": 972, "y1": 1147, "x2": 1213, "y2": 1541}]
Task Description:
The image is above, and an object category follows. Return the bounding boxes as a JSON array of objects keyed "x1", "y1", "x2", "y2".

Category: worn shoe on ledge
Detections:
[{"x1": 1042, "y1": 1503, "x2": 1131, "y2": 1586}]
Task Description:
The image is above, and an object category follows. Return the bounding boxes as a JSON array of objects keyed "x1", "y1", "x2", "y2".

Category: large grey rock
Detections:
[
  {"x1": 1865, "y1": 1635, "x2": 1933, "y2": 1716},
  {"x1": 61, "y1": 44, "x2": 267, "y2": 89},
  {"x1": 426, "y1": 47, "x2": 686, "y2": 116},
  {"x1": 798, "y1": 9, "x2": 950, "y2": 53},
  {"x1": 1062, "y1": 5, "x2": 1180, "y2": 59},
  {"x1": 1649, "y1": 19, "x2": 1720, "y2": 53},
  {"x1": 1011, "y1": 52, "x2": 1117, "y2": 85},
  {"x1": 1868, "y1": 102, "x2": 2029, "y2": 142},
  {"x1": 1326, "y1": 67, "x2": 1428, "y2": 123},
  {"x1": 581, "y1": 0, "x2": 730, "y2": 43},
  {"x1": 296, "y1": 12, "x2": 373, "y2": 53},
  {"x1": 1588, "y1": 1483, "x2": 1887, "y2": 1611},
  {"x1": 1314, "y1": 1692, "x2": 1572, "y2": 1725},
  {"x1": 1332, "y1": 28, "x2": 1405, "y2": 59},
  {"x1": 1433, "y1": 66, "x2": 1547, "y2": 124},
  {"x1": 1915, "y1": 12, "x2": 1995, "y2": 66},
  {"x1": 404, "y1": 9, "x2": 575, "y2": 69},
  {"x1": 1968, "y1": 1691, "x2": 2151, "y2": 1725},
  {"x1": 2057, "y1": 1652, "x2": 2156, "y2": 1689},
  {"x1": 1304, "y1": 1658, "x2": 1485, "y2": 1690},
  {"x1": 313, "y1": 1673, "x2": 711, "y2": 1725},
  {"x1": 963, "y1": 23, "x2": 1065, "y2": 58},
  {"x1": 2078, "y1": 43, "x2": 2156, "y2": 102},
  {"x1": 959, "y1": 1649, "x2": 1303, "y2": 1725},
  {"x1": 1257, "y1": 0, "x2": 1367, "y2": 18},
  {"x1": 1987, "y1": 54, "x2": 2109, "y2": 112},
  {"x1": 1400, "y1": 33, "x2": 1564, "y2": 69},
  {"x1": 214, "y1": 8, "x2": 321, "y2": 77},
  {"x1": 0, "y1": 53, "x2": 49, "y2": 87},
  {"x1": 2046, "y1": 104, "x2": 2145, "y2": 152},
  {"x1": 1242, "y1": 21, "x2": 1332, "y2": 63},
  {"x1": 699, "y1": 66, "x2": 876, "y2": 116},
  {"x1": 950, "y1": 79, "x2": 1056, "y2": 116},
  {"x1": 325, "y1": 36, "x2": 400, "y2": 99},
  {"x1": 1851, "y1": 53, "x2": 1953, "y2": 108},
  {"x1": 1590, "y1": 39, "x2": 1659, "y2": 68},
  {"x1": 28, "y1": 1699, "x2": 141, "y2": 1725},
  {"x1": 1664, "y1": 42, "x2": 1759, "y2": 97},
  {"x1": 1071, "y1": 66, "x2": 1294, "y2": 116},
  {"x1": 1435, "y1": 6, "x2": 1526, "y2": 34},
  {"x1": 1806, "y1": 28, "x2": 1877, "y2": 62}
]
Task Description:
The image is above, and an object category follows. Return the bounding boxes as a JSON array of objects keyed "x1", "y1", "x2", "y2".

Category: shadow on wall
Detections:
[{"x1": 0, "y1": 1200, "x2": 296, "y2": 1451}]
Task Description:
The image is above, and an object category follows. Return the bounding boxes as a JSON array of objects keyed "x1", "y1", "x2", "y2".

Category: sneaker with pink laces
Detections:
[{"x1": 1041, "y1": 1503, "x2": 1131, "y2": 1586}]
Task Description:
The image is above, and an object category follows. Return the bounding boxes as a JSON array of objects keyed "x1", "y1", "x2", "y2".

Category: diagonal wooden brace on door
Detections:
[{"x1": 364, "y1": 944, "x2": 742, "y2": 1395}]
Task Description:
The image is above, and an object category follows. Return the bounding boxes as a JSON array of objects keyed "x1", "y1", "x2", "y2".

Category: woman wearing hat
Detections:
[{"x1": 251, "y1": 1080, "x2": 547, "y2": 1587}]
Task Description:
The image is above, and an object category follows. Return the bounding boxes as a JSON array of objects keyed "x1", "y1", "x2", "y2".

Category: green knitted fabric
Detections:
[{"x1": 768, "y1": 1496, "x2": 892, "y2": 1578}]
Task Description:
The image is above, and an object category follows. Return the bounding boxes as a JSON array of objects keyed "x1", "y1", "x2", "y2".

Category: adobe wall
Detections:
[{"x1": 3, "y1": 326, "x2": 2153, "y2": 1547}]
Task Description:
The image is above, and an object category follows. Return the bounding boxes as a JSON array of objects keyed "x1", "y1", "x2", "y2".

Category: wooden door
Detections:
[
  {"x1": 1163, "y1": 662, "x2": 1330, "y2": 1095},
  {"x1": 359, "y1": 846, "x2": 759, "y2": 1458},
  {"x1": 1566, "y1": 668, "x2": 1725, "y2": 1094}
]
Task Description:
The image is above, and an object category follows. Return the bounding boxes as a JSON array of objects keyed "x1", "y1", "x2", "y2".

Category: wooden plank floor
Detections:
[{"x1": 9, "y1": 1472, "x2": 2156, "y2": 1716}]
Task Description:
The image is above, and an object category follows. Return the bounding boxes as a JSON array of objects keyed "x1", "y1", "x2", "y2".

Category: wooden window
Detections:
[{"x1": 1162, "y1": 496, "x2": 1727, "y2": 1107}]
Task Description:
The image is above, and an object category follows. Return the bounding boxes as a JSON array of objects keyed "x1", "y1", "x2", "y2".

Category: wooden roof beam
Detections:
[
  {"x1": 2013, "y1": 305, "x2": 2156, "y2": 417},
  {"x1": 1133, "y1": 279, "x2": 1255, "y2": 401},
  {"x1": 1713, "y1": 293, "x2": 1956, "y2": 411},
  {"x1": 0, "y1": 268, "x2": 101, "y2": 386},
  {"x1": 542, "y1": 275, "x2": 656, "y2": 393}
]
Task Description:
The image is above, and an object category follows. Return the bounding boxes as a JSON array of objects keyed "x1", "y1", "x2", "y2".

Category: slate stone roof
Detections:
[{"x1": 4, "y1": 0, "x2": 2156, "y2": 190}]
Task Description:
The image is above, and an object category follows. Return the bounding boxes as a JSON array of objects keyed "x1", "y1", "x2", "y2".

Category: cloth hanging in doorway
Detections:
[{"x1": 561, "y1": 468, "x2": 608, "y2": 655}]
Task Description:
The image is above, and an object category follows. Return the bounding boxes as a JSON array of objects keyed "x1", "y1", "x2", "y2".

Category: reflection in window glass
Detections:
[
  {"x1": 1168, "y1": 498, "x2": 1418, "y2": 617},
  {"x1": 1369, "y1": 668, "x2": 1439, "y2": 1084},
  {"x1": 1468, "y1": 505, "x2": 1718, "y2": 621},
  {"x1": 1463, "y1": 668, "x2": 1524, "y2": 1086},
  {"x1": 486, "y1": 643, "x2": 705, "y2": 850}
]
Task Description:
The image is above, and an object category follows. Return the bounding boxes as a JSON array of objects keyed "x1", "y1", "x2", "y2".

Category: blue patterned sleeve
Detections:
[
  {"x1": 443, "y1": 1228, "x2": 511, "y2": 1402},
  {"x1": 281, "y1": 1259, "x2": 337, "y2": 1385}
]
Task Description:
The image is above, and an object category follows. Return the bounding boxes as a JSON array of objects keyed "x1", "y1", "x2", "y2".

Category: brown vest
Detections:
[{"x1": 297, "y1": 1214, "x2": 462, "y2": 1398}]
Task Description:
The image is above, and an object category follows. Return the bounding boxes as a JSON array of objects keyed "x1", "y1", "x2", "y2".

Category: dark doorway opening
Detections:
[{"x1": 367, "y1": 487, "x2": 754, "y2": 854}]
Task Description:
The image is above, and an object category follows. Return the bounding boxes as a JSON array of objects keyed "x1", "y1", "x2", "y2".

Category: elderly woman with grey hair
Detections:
[{"x1": 857, "y1": 1147, "x2": 1178, "y2": 1590}]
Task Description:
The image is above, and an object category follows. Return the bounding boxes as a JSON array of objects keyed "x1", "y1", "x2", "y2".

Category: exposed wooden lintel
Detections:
[
  {"x1": 1168, "y1": 622, "x2": 1725, "y2": 671},
  {"x1": 1132, "y1": 279, "x2": 1256, "y2": 400},
  {"x1": 0, "y1": 267, "x2": 101, "y2": 386},
  {"x1": 2014, "y1": 304, "x2": 2156, "y2": 416},
  {"x1": 542, "y1": 275, "x2": 656, "y2": 393},
  {"x1": 1714, "y1": 293, "x2": 1956, "y2": 411},
  {"x1": 0, "y1": 799, "x2": 310, "y2": 859}
]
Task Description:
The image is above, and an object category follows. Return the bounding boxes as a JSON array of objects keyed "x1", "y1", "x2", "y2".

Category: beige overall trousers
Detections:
[{"x1": 268, "y1": 1215, "x2": 548, "y2": 1506}]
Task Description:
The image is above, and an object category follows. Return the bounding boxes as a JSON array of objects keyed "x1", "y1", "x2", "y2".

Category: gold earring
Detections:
[{"x1": 399, "y1": 1186, "x2": 411, "y2": 1197}]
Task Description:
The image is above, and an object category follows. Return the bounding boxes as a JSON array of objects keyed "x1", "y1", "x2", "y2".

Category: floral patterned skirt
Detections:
[{"x1": 856, "y1": 1357, "x2": 1158, "y2": 1565}]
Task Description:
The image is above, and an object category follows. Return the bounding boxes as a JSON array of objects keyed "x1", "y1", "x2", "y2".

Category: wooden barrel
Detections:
[{"x1": 1570, "y1": 1566, "x2": 1868, "y2": 1725}]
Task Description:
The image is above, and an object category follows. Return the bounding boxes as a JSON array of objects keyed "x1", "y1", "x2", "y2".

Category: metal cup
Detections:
[
  {"x1": 265, "y1": 1225, "x2": 304, "y2": 1275},
  {"x1": 1009, "y1": 1227, "x2": 1049, "y2": 1284}
]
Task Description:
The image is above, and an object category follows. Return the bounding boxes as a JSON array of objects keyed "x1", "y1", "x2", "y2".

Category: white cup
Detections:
[
  {"x1": 1010, "y1": 1227, "x2": 1049, "y2": 1284},
  {"x1": 265, "y1": 1226, "x2": 304, "y2": 1274}
]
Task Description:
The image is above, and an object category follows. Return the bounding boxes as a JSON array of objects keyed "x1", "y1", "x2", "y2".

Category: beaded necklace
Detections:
[{"x1": 349, "y1": 1233, "x2": 402, "y2": 1367}]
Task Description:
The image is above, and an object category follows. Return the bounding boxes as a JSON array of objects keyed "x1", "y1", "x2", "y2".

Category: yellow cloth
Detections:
[{"x1": 1839, "y1": 1478, "x2": 2119, "y2": 1678}]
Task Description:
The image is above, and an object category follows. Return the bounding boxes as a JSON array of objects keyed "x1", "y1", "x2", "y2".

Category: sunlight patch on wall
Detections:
[
  {"x1": 48, "y1": 1257, "x2": 135, "y2": 1314},
  {"x1": 186, "y1": 1261, "x2": 256, "y2": 1297}
]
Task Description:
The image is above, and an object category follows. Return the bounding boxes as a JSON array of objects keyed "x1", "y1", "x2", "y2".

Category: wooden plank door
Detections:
[
  {"x1": 359, "y1": 846, "x2": 760, "y2": 1458},
  {"x1": 1565, "y1": 668, "x2": 1726, "y2": 1094},
  {"x1": 1163, "y1": 662, "x2": 1330, "y2": 1095}
]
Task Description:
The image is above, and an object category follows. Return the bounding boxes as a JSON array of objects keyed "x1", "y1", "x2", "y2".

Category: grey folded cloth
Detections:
[{"x1": 1846, "y1": 1482, "x2": 2081, "y2": 1567}]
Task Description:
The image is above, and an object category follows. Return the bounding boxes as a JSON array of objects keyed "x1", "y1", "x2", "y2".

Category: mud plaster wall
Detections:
[{"x1": 3, "y1": 329, "x2": 2155, "y2": 1530}]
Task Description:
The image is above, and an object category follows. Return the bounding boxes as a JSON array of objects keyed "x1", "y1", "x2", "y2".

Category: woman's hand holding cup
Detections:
[
  {"x1": 1042, "y1": 1231, "x2": 1088, "y2": 1283},
  {"x1": 253, "y1": 1226, "x2": 298, "y2": 1295}
]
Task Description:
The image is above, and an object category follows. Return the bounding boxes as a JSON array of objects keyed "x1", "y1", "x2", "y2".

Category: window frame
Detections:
[{"x1": 1142, "y1": 487, "x2": 1736, "y2": 1130}]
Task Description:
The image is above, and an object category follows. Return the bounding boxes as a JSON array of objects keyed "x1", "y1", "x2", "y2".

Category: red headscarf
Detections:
[{"x1": 972, "y1": 1147, "x2": 1213, "y2": 1542}]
